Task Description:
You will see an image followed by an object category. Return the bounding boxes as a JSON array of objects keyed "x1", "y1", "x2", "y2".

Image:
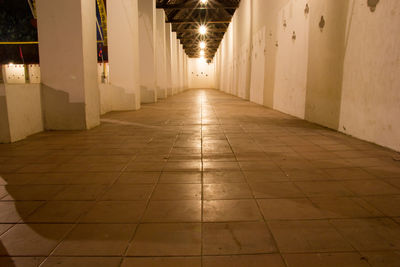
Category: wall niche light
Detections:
[
  {"x1": 319, "y1": 16, "x2": 325, "y2": 31},
  {"x1": 304, "y1": 4, "x2": 310, "y2": 14},
  {"x1": 367, "y1": 0, "x2": 379, "y2": 12}
]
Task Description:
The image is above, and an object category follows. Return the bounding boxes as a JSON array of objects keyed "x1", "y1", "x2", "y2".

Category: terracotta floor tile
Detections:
[
  {"x1": 0, "y1": 257, "x2": 45, "y2": 266},
  {"x1": 249, "y1": 182, "x2": 305, "y2": 199},
  {"x1": 243, "y1": 170, "x2": 290, "y2": 183},
  {"x1": 203, "y1": 171, "x2": 246, "y2": 183},
  {"x1": 26, "y1": 201, "x2": 93, "y2": 223},
  {"x1": 294, "y1": 181, "x2": 355, "y2": 197},
  {"x1": 343, "y1": 180, "x2": 400, "y2": 196},
  {"x1": 159, "y1": 172, "x2": 201, "y2": 183},
  {"x1": 0, "y1": 89, "x2": 398, "y2": 264},
  {"x1": 152, "y1": 184, "x2": 201, "y2": 200},
  {"x1": 258, "y1": 198, "x2": 324, "y2": 220},
  {"x1": 360, "y1": 251, "x2": 400, "y2": 267},
  {"x1": 2, "y1": 185, "x2": 65, "y2": 200},
  {"x1": 202, "y1": 222, "x2": 277, "y2": 255},
  {"x1": 310, "y1": 196, "x2": 382, "y2": 218},
  {"x1": 203, "y1": 254, "x2": 286, "y2": 267},
  {"x1": 52, "y1": 185, "x2": 107, "y2": 200},
  {"x1": 80, "y1": 201, "x2": 147, "y2": 223},
  {"x1": 203, "y1": 162, "x2": 240, "y2": 171},
  {"x1": 53, "y1": 224, "x2": 136, "y2": 256},
  {"x1": 331, "y1": 218, "x2": 400, "y2": 250},
  {"x1": 203, "y1": 200, "x2": 262, "y2": 222},
  {"x1": 101, "y1": 184, "x2": 154, "y2": 201},
  {"x1": 0, "y1": 201, "x2": 43, "y2": 223},
  {"x1": 283, "y1": 253, "x2": 369, "y2": 267},
  {"x1": 268, "y1": 220, "x2": 354, "y2": 253},
  {"x1": 203, "y1": 183, "x2": 252, "y2": 200},
  {"x1": 127, "y1": 223, "x2": 201, "y2": 256},
  {"x1": 121, "y1": 257, "x2": 201, "y2": 267},
  {"x1": 0, "y1": 224, "x2": 73, "y2": 256},
  {"x1": 41, "y1": 257, "x2": 121, "y2": 267},
  {"x1": 143, "y1": 200, "x2": 201, "y2": 222}
]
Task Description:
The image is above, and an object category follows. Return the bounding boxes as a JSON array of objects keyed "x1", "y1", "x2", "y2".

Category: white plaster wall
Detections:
[
  {"x1": 215, "y1": 0, "x2": 399, "y2": 151},
  {"x1": 37, "y1": 0, "x2": 100, "y2": 129},
  {"x1": 249, "y1": 26, "x2": 265, "y2": 105},
  {"x1": 106, "y1": 0, "x2": 140, "y2": 109},
  {"x1": 0, "y1": 85, "x2": 10, "y2": 143},
  {"x1": 37, "y1": 0, "x2": 87, "y2": 103},
  {"x1": 4, "y1": 84, "x2": 43, "y2": 142},
  {"x1": 97, "y1": 63, "x2": 109, "y2": 84},
  {"x1": 188, "y1": 58, "x2": 215, "y2": 89},
  {"x1": 155, "y1": 9, "x2": 167, "y2": 98},
  {"x1": 339, "y1": 0, "x2": 400, "y2": 151},
  {"x1": 2, "y1": 64, "x2": 25, "y2": 84},
  {"x1": 138, "y1": 0, "x2": 157, "y2": 102},
  {"x1": 232, "y1": 0, "x2": 252, "y2": 99},
  {"x1": 171, "y1": 33, "x2": 179, "y2": 94},
  {"x1": 177, "y1": 41, "x2": 183, "y2": 92},
  {"x1": 165, "y1": 23, "x2": 173, "y2": 95},
  {"x1": 28, "y1": 64, "x2": 41, "y2": 83},
  {"x1": 273, "y1": 0, "x2": 309, "y2": 119}
]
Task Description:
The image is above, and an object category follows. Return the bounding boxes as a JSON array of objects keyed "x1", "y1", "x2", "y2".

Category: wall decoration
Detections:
[{"x1": 367, "y1": 0, "x2": 379, "y2": 12}]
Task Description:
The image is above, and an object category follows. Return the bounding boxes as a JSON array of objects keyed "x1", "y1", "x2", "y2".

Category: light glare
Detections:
[
  {"x1": 199, "y1": 25, "x2": 207, "y2": 35},
  {"x1": 200, "y1": 50, "x2": 205, "y2": 56},
  {"x1": 200, "y1": 0, "x2": 208, "y2": 4},
  {"x1": 199, "y1": 41, "x2": 206, "y2": 49}
]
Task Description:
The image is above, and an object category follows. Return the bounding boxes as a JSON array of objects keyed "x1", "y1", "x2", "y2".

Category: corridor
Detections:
[{"x1": 0, "y1": 89, "x2": 400, "y2": 266}]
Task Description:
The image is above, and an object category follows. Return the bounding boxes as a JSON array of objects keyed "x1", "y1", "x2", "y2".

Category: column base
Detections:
[
  {"x1": 100, "y1": 84, "x2": 139, "y2": 115},
  {"x1": 157, "y1": 87, "x2": 167, "y2": 99},
  {"x1": 141, "y1": 86, "x2": 157, "y2": 103}
]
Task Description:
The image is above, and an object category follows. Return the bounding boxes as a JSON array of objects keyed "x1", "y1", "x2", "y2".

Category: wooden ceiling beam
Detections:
[{"x1": 167, "y1": 19, "x2": 231, "y2": 24}]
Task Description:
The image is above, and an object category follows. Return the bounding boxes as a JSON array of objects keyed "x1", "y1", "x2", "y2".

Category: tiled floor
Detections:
[{"x1": 0, "y1": 89, "x2": 400, "y2": 266}]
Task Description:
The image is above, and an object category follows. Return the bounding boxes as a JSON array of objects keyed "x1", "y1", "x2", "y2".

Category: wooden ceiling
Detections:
[{"x1": 156, "y1": 0, "x2": 240, "y2": 60}]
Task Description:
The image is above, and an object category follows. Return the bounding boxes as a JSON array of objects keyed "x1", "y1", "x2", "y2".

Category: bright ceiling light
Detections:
[
  {"x1": 200, "y1": 50, "x2": 205, "y2": 56},
  {"x1": 200, "y1": 0, "x2": 208, "y2": 4},
  {"x1": 199, "y1": 25, "x2": 207, "y2": 35},
  {"x1": 199, "y1": 41, "x2": 206, "y2": 49}
]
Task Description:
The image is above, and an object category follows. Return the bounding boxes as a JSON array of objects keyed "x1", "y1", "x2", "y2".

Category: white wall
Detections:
[
  {"x1": 2, "y1": 64, "x2": 25, "y2": 84},
  {"x1": 165, "y1": 23, "x2": 173, "y2": 95},
  {"x1": 106, "y1": 0, "x2": 140, "y2": 110},
  {"x1": 138, "y1": 0, "x2": 157, "y2": 103},
  {"x1": 339, "y1": 0, "x2": 400, "y2": 151},
  {"x1": 28, "y1": 64, "x2": 41, "y2": 83},
  {"x1": 0, "y1": 84, "x2": 43, "y2": 143},
  {"x1": 37, "y1": 0, "x2": 100, "y2": 130},
  {"x1": 188, "y1": 58, "x2": 215, "y2": 89},
  {"x1": 214, "y1": 0, "x2": 400, "y2": 152},
  {"x1": 273, "y1": 0, "x2": 309, "y2": 119},
  {"x1": 155, "y1": 9, "x2": 167, "y2": 98}
]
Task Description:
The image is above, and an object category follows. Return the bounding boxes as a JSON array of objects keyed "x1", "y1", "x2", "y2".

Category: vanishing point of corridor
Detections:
[{"x1": 0, "y1": 89, "x2": 400, "y2": 266}]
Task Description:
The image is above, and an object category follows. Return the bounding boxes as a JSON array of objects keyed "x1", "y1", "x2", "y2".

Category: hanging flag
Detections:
[
  {"x1": 99, "y1": 44, "x2": 103, "y2": 58},
  {"x1": 19, "y1": 46, "x2": 25, "y2": 64}
]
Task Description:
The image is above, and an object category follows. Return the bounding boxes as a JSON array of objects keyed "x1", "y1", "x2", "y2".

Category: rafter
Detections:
[{"x1": 158, "y1": 0, "x2": 240, "y2": 59}]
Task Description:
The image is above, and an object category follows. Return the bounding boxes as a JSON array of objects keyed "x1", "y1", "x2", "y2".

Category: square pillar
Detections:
[
  {"x1": 138, "y1": 0, "x2": 157, "y2": 103},
  {"x1": 155, "y1": 9, "x2": 167, "y2": 99},
  {"x1": 37, "y1": 0, "x2": 100, "y2": 130},
  {"x1": 165, "y1": 23, "x2": 173, "y2": 96},
  {"x1": 103, "y1": 0, "x2": 140, "y2": 112}
]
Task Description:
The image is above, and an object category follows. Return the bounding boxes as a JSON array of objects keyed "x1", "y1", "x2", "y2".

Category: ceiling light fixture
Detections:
[
  {"x1": 200, "y1": 0, "x2": 208, "y2": 4},
  {"x1": 200, "y1": 50, "x2": 205, "y2": 56},
  {"x1": 199, "y1": 25, "x2": 207, "y2": 35},
  {"x1": 199, "y1": 41, "x2": 206, "y2": 49}
]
